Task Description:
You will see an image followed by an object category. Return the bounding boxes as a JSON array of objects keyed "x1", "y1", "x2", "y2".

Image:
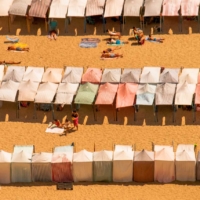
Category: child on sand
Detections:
[{"x1": 72, "y1": 110, "x2": 79, "y2": 130}]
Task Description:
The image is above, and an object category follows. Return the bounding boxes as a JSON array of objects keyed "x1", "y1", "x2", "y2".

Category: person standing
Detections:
[{"x1": 71, "y1": 110, "x2": 79, "y2": 130}]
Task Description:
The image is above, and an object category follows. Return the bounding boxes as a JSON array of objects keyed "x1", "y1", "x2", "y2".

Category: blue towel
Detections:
[{"x1": 79, "y1": 42, "x2": 97, "y2": 48}]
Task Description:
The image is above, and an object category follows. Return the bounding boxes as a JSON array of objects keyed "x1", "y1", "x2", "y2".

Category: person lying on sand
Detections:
[
  {"x1": 147, "y1": 34, "x2": 165, "y2": 43},
  {"x1": 7, "y1": 46, "x2": 29, "y2": 52},
  {"x1": 103, "y1": 47, "x2": 121, "y2": 53},
  {"x1": 106, "y1": 29, "x2": 121, "y2": 39},
  {"x1": 0, "y1": 60, "x2": 21, "y2": 64},
  {"x1": 101, "y1": 52, "x2": 123, "y2": 58},
  {"x1": 107, "y1": 38, "x2": 129, "y2": 45}
]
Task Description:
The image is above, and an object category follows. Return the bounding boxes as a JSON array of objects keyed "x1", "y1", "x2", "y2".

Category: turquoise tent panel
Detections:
[
  {"x1": 54, "y1": 145, "x2": 74, "y2": 153},
  {"x1": 136, "y1": 93, "x2": 155, "y2": 105}
]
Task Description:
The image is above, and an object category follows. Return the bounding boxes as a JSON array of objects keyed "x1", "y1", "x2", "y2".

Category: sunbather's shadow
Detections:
[
  {"x1": 102, "y1": 38, "x2": 112, "y2": 41},
  {"x1": 128, "y1": 37, "x2": 137, "y2": 41},
  {"x1": 131, "y1": 42, "x2": 140, "y2": 46}
]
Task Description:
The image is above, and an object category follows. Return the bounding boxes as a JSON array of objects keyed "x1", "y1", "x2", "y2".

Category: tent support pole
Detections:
[
  {"x1": 51, "y1": 103, "x2": 55, "y2": 120},
  {"x1": 112, "y1": 104, "x2": 115, "y2": 121},
  {"x1": 65, "y1": 18, "x2": 67, "y2": 33},
  {"x1": 193, "y1": 104, "x2": 196, "y2": 122},
  {"x1": 102, "y1": 16, "x2": 106, "y2": 33},
  {"x1": 173, "y1": 105, "x2": 176, "y2": 123},
  {"x1": 134, "y1": 105, "x2": 137, "y2": 121},
  {"x1": 70, "y1": 103, "x2": 73, "y2": 112},
  {"x1": 34, "y1": 103, "x2": 37, "y2": 119},
  {"x1": 93, "y1": 104, "x2": 96, "y2": 121},
  {"x1": 160, "y1": 15, "x2": 162, "y2": 33},
  {"x1": 84, "y1": 17, "x2": 86, "y2": 33},
  {"x1": 116, "y1": 109, "x2": 118, "y2": 121},
  {"x1": 16, "y1": 102, "x2": 19, "y2": 118},
  {"x1": 8, "y1": 15, "x2": 11, "y2": 33},
  {"x1": 198, "y1": 11, "x2": 200, "y2": 32},
  {"x1": 123, "y1": 16, "x2": 125, "y2": 32}
]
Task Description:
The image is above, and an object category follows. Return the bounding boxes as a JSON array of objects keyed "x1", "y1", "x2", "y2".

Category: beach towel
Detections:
[
  {"x1": 107, "y1": 43, "x2": 124, "y2": 46},
  {"x1": 81, "y1": 38, "x2": 101, "y2": 43},
  {"x1": 79, "y1": 42, "x2": 97, "y2": 48},
  {"x1": 145, "y1": 37, "x2": 161, "y2": 43},
  {"x1": 45, "y1": 127, "x2": 65, "y2": 134},
  {"x1": 100, "y1": 57, "x2": 120, "y2": 60}
]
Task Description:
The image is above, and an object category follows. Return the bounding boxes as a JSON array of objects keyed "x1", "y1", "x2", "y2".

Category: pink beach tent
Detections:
[
  {"x1": 82, "y1": 68, "x2": 102, "y2": 84},
  {"x1": 162, "y1": 0, "x2": 182, "y2": 16},
  {"x1": 181, "y1": 0, "x2": 200, "y2": 16},
  {"x1": 116, "y1": 83, "x2": 138, "y2": 109}
]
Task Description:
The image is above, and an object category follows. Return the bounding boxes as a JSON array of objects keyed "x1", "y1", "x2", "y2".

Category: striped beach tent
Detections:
[
  {"x1": 121, "y1": 68, "x2": 141, "y2": 83},
  {"x1": 0, "y1": 65, "x2": 4, "y2": 82},
  {"x1": 104, "y1": 0, "x2": 124, "y2": 18},
  {"x1": 62, "y1": 67, "x2": 83, "y2": 83},
  {"x1": 82, "y1": 68, "x2": 102, "y2": 84},
  {"x1": 3, "y1": 66, "x2": 25, "y2": 82},
  {"x1": 179, "y1": 68, "x2": 199, "y2": 84},
  {"x1": 42, "y1": 68, "x2": 63, "y2": 83},
  {"x1": 23, "y1": 67, "x2": 44, "y2": 82},
  {"x1": 101, "y1": 68, "x2": 121, "y2": 83},
  {"x1": 86, "y1": 0, "x2": 106, "y2": 16},
  {"x1": 159, "y1": 68, "x2": 180, "y2": 83}
]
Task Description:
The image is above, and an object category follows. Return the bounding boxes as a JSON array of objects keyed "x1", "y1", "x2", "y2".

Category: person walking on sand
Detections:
[{"x1": 72, "y1": 110, "x2": 79, "y2": 130}]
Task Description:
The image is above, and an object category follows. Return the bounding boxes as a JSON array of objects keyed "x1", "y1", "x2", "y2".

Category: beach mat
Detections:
[
  {"x1": 45, "y1": 127, "x2": 65, "y2": 134},
  {"x1": 107, "y1": 44, "x2": 124, "y2": 46},
  {"x1": 81, "y1": 38, "x2": 100, "y2": 43},
  {"x1": 100, "y1": 57, "x2": 120, "y2": 60},
  {"x1": 145, "y1": 37, "x2": 161, "y2": 43},
  {"x1": 79, "y1": 42, "x2": 97, "y2": 48}
]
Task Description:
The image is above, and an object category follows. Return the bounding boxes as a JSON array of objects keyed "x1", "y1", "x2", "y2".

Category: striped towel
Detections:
[{"x1": 79, "y1": 42, "x2": 97, "y2": 48}]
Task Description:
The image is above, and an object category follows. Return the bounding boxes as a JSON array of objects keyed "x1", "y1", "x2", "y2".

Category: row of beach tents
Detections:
[
  {"x1": 0, "y1": 144, "x2": 200, "y2": 184},
  {"x1": 0, "y1": 66, "x2": 200, "y2": 121},
  {"x1": 0, "y1": 0, "x2": 199, "y2": 32}
]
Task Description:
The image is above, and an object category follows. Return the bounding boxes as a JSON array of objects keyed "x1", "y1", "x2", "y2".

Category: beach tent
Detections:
[
  {"x1": 3, "y1": 66, "x2": 25, "y2": 82},
  {"x1": 175, "y1": 150, "x2": 196, "y2": 181},
  {"x1": 93, "y1": 150, "x2": 113, "y2": 182},
  {"x1": 82, "y1": 68, "x2": 102, "y2": 84},
  {"x1": 140, "y1": 67, "x2": 161, "y2": 83},
  {"x1": 62, "y1": 67, "x2": 83, "y2": 83},
  {"x1": 195, "y1": 84, "x2": 200, "y2": 119},
  {"x1": 32, "y1": 152, "x2": 52, "y2": 182},
  {"x1": 42, "y1": 68, "x2": 63, "y2": 83},
  {"x1": 53, "y1": 144, "x2": 74, "y2": 154},
  {"x1": 11, "y1": 145, "x2": 34, "y2": 183},
  {"x1": 113, "y1": 150, "x2": 134, "y2": 182},
  {"x1": 73, "y1": 149, "x2": 93, "y2": 182},
  {"x1": 121, "y1": 68, "x2": 141, "y2": 83},
  {"x1": 114, "y1": 144, "x2": 133, "y2": 152},
  {"x1": 179, "y1": 68, "x2": 199, "y2": 84},
  {"x1": 133, "y1": 150, "x2": 154, "y2": 182},
  {"x1": 104, "y1": 0, "x2": 124, "y2": 18},
  {"x1": 0, "y1": 65, "x2": 4, "y2": 82},
  {"x1": 196, "y1": 151, "x2": 200, "y2": 180},
  {"x1": 154, "y1": 146, "x2": 175, "y2": 183},
  {"x1": 52, "y1": 151, "x2": 73, "y2": 182},
  {"x1": 23, "y1": 67, "x2": 44, "y2": 82},
  {"x1": 101, "y1": 68, "x2": 121, "y2": 83},
  {"x1": 154, "y1": 144, "x2": 174, "y2": 152},
  {"x1": 159, "y1": 68, "x2": 180, "y2": 83},
  {"x1": 177, "y1": 144, "x2": 195, "y2": 152},
  {"x1": 0, "y1": 150, "x2": 12, "y2": 184}
]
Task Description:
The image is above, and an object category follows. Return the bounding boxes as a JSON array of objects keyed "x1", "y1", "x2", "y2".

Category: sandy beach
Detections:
[{"x1": 1, "y1": 15, "x2": 200, "y2": 200}]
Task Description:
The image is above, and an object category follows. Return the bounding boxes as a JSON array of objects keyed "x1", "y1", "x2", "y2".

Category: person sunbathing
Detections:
[
  {"x1": 49, "y1": 119, "x2": 62, "y2": 129},
  {"x1": 106, "y1": 29, "x2": 121, "y2": 39},
  {"x1": 101, "y1": 52, "x2": 123, "y2": 58},
  {"x1": 0, "y1": 61, "x2": 21, "y2": 64},
  {"x1": 7, "y1": 46, "x2": 29, "y2": 52},
  {"x1": 107, "y1": 38, "x2": 129, "y2": 45},
  {"x1": 102, "y1": 47, "x2": 121, "y2": 53},
  {"x1": 147, "y1": 34, "x2": 165, "y2": 43}
]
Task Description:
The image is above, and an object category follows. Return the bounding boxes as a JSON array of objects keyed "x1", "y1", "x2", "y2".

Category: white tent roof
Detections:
[
  {"x1": 104, "y1": 0, "x2": 124, "y2": 18},
  {"x1": 114, "y1": 150, "x2": 134, "y2": 161},
  {"x1": 179, "y1": 68, "x2": 199, "y2": 84},
  {"x1": 155, "y1": 148, "x2": 174, "y2": 161},
  {"x1": 101, "y1": 68, "x2": 121, "y2": 83},
  {"x1": 176, "y1": 150, "x2": 195, "y2": 161},
  {"x1": 49, "y1": 0, "x2": 70, "y2": 18},
  {"x1": 13, "y1": 145, "x2": 34, "y2": 154},
  {"x1": 155, "y1": 83, "x2": 176, "y2": 105},
  {"x1": 54, "y1": 145, "x2": 74, "y2": 153},
  {"x1": 32, "y1": 152, "x2": 52, "y2": 163},
  {"x1": 175, "y1": 82, "x2": 196, "y2": 105},
  {"x1": 134, "y1": 150, "x2": 154, "y2": 161},
  {"x1": 86, "y1": 0, "x2": 106, "y2": 16},
  {"x1": 154, "y1": 145, "x2": 173, "y2": 152},
  {"x1": 121, "y1": 68, "x2": 141, "y2": 83},
  {"x1": 0, "y1": 150, "x2": 11, "y2": 162},
  {"x1": 144, "y1": 0, "x2": 163, "y2": 17},
  {"x1": 0, "y1": 65, "x2": 4, "y2": 82},
  {"x1": 62, "y1": 67, "x2": 83, "y2": 83},
  {"x1": 140, "y1": 67, "x2": 161, "y2": 83},
  {"x1": 12, "y1": 151, "x2": 32, "y2": 163},
  {"x1": 114, "y1": 145, "x2": 133, "y2": 152},
  {"x1": 124, "y1": 0, "x2": 144, "y2": 16},
  {"x1": 162, "y1": 0, "x2": 182, "y2": 16},
  {"x1": 54, "y1": 82, "x2": 79, "y2": 104},
  {"x1": 0, "y1": 80, "x2": 19, "y2": 102},
  {"x1": 34, "y1": 82, "x2": 58, "y2": 103},
  {"x1": 176, "y1": 144, "x2": 195, "y2": 152},
  {"x1": 3, "y1": 66, "x2": 25, "y2": 82},
  {"x1": 0, "y1": 0, "x2": 14, "y2": 16},
  {"x1": 23, "y1": 67, "x2": 44, "y2": 82},
  {"x1": 67, "y1": 0, "x2": 88, "y2": 17},
  {"x1": 9, "y1": 0, "x2": 32, "y2": 16},
  {"x1": 18, "y1": 81, "x2": 39, "y2": 101},
  {"x1": 52, "y1": 152, "x2": 73, "y2": 163},
  {"x1": 93, "y1": 150, "x2": 113, "y2": 161},
  {"x1": 73, "y1": 149, "x2": 93, "y2": 162},
  {"x1": 42, "y1": 68, "x2": 62, "y2": 83},
  {"x1": 181, "y1": 0, "x2": 200, "y2": 16},
  {"x1": 159, "y1": 68, "x2": 180, "y2": 83}
]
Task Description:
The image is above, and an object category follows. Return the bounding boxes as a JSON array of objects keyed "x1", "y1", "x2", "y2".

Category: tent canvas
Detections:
[
  {"x1": 123, "y1": 0, "x2": 144, "y2": 16},
  {"x1": 154, "y1": 145, "x2": 173, "y2": 152},
  {"x1": 52, "y1": 152, "x2": 73, "y2": 182},
  {"x1": 159, "y1": 68, "x2": 180, "y2": 83},
  {"x1": 23, "y1": 67, "x2": 44, "y2": 82},
  {"x1": 176, "y1": 144, "x2": 195, "y2": 152},
  {"x1": 73, "y1": 150, "x2": 93, "y2": 182},
  {"x1": 0, "y1": 0, "x2": 14, "y2": 16},
  {"x1": 175, "y1": 82, "x2": 196, "y2": 105},
  {"x1": 3, "y1": 66, "x2": 25, "y2": 82},
  {"x1": 42, "y1": 68, "x2": 63, "y2": 83},
  {"x1": 114, "y1": 145, "x2": 133, "y2": 152},
  {"x1": 0, "y1": 80, "x2": 19, "y2": 102},
  {"x1": 62, "y1": 67, "x2": 83, "y2": 83},
  {"x1": 195, "y1": 84, "x2": 200, "y2": 105},
  {"x1": 95, "y1": 83, "x2": 118, "y2": 105},
  {"x1": 162, "y1": 0, "x2": 182, "y2": 16},
  {"x1": 104, "y1": 0, "x2": 125, "y2": 18},
  {"x1": 134, "y1": 150, "x2": 154, "y2": 182},
  {"x1": 120, "y1": 68, "x2": 141, "y2": 83},
  {"x1": 86, "y1": 0, "x2": 106, "y2": 16},
  {"x1": 196, "y1": 151, "x2": 200, "y2": 180},
  {"x1": 155, "y1": 83, "x2": 176, "y2": 105},
  {"x1": 0, "y1": 65, "x2": 4, "y2": 82},
  {"x1": 53, "y1": 145, "x2": 74, "y2": 153},
  {"x1": 140, "y1": 67, "x2": 161, "y2": 83},
  {"x1": 175, "y1": 150, "x2": 196, "y2": 181},
  {"x1": 32, "y1": 152, "x2": 52, "y2": 182},
  {"x1": 18, "y1": 81, "x2": 39, "y2": 101},
  {"x1": 179, "y1": 68, "x2": 199, "y2": 84},
  {"x1": 101, "y1": 68, "x2": 121, "y2": 83},
  {"x1": 0, "y1": 150, "x2": 12, "y2": 184},
  {"x1": 49, "y1": 0, "x2": 70, "y2": 18},
  {"x1": 116, "y1": 83, "x2": 138, "y2": 108},
  {"x1": 82, "y1": 68, "x2": 102, "y2": 84},
  {"x1": 67, "y1": 0, "x2": 88, "y2": 17},
  {"x1": 9, "y1": 0, "x2": 32, "y2": 16},
  {"x1": 113, "y1": 150, "x2": 134, "y2": 182},
  {"x1": 93, "y1": 150, "x2": 113, "y2": 182},
  {"x1": 144, "y1": 0, "x2": 163, "y2": 17},
  {"x1": 181, "y1": 0, "x2": 200, "y2": 16}
]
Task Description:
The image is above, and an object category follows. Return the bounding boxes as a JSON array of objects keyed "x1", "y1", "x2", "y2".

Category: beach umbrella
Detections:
[
  {"x1": 42, "y1": 68, "x2": 63, "y2": 83},
  {"x1": 101, "y1": 68, "x2": 121, "y2": 83},
  {"x1": 82, "y1": 68, "x2": 102, "y2": 84},
  {"x1": 121, "y1": 68, "x2": 141, "y2": 83},
  {"x1": 62, "y1": 67, "x2": 83, "y2": 83},
  {"x1": 3, "y1": 66, "x2": 25, "y2": 82},
  {"x1": 179, "y1": 68, "x2": 199, "y2": 84},
  {"x1": 23, "y1": 67, "x2": 44, "y2": 82},
  {"x1": 140, "y1": 67, "x2": 161, "y2": 83},
  {"x1": 159, "y1": 68, "x2": 180, "y2": 83}
]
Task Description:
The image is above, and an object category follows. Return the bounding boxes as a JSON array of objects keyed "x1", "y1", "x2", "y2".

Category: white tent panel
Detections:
[
  {"x1": 67, "y1": 0, "x2": 88, "y2": 17},
  {"x1": 0, "y1": 80, "x2": 19, "y2": 102},
  {"x1": 121, "y1": 68, "x2": 141, "y2": 83},
  {"x1": 3, "y1": 66, "x2": 25, "y2": 82},
  {"x1": 154, "y1": 145, "x2": 173, "y2": 152},
  {"x1": 93, "y1": 150, "x2": 113, "y2": 161},
  {"x1": 114, "y1": 145, "x2": 133, "y2": 152},
  {"x1": 124, "y1": 0, "x2": 143, "y2": 16},
  {"x1": 104, "y1": 0, "x2": 124, "y2": 18},
  {"x1": 23, "y1": 67, "x2": 44, "y2": 82},
  {"x1": 86, "y1": 0, "x2": 105, "y2": 16},
  {"x1": 0, "y1": 65, "x2": 4, "y2": 81},
  {"x1": 179, "y1": 68, "x2": 199, "y2": 84},
  {"x1": 0, "y1": 0, "x2": 14, "y2": 16},
  {"x1": 62, "y1": 67, "x2": 83, "y2": 83},
  {"x1": 140, "y1": 67, "x2": 161, "y2": 83},
  {"x1": 101, "y1": 68, "x2": 121, "y2": 83},
  {"x1": 49, "y1": 0, "x2": 70, "y2": 18},
  {"x1": 144, "y1": 0, "x2": 163, "y2": 17},
  {"x1": 159, "y1": 68, "x2": 180, "y2": 83},
  {"x1": 9, "y1": 0, "x2": 32, "y2": 16},
  {"x1": 181, "y1": 0, "x2": 200, "y2": 16},
  {"x1": 54, "y1": 145, "x2": 74, "y2": 153},
  {"x1": 176, "y1": 144, "x2": 195, "y2": 152},
  {"x1": 52, "y1": 152, "x2": 73, "y2": 163},
  {"x1": 34, "y1": 82, "x2": 58, "y2": 103},
  {"x1": 13, "y1": 145, "x2": 34, "y2": 154},
  {"x1": 42, "y1": 68, "x2": 63, "y2": 83},
  {"x1": 162, "y1": 0, "x2": 182, "y2": 16},
  {"x1": 18, "y1": 81, "x2": 39, "y2": 101}
]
